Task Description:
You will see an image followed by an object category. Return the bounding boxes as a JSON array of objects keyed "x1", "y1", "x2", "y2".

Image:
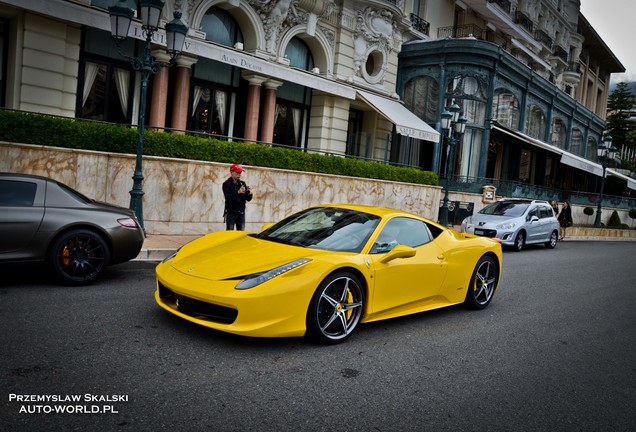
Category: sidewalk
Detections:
[
  {"x1": 134, "y1": 235, "x2": 202, "y2": 261},
  {"x1": 134, "y1": 227, "x2": 636, "y2": 261}
]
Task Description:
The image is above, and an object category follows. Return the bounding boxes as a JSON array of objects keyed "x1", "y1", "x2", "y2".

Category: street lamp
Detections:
[
  {"x1": 594, "y1": 133, "x2": 617, "y2": 228},
  {"x1": 108, "y1": 0, "x2": 188, "y2": 231},
  {"x1": 438, "y1": 101, "x2": 467, "y2": 226}
]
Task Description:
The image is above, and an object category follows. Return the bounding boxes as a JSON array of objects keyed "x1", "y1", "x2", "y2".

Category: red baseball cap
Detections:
[{"x1": 230, "y1": 163, "x2": 244, "y2": 173}]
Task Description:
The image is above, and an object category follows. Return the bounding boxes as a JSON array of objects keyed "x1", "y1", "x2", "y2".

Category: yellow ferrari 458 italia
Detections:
[{"x1": 155, "y1": 204, "x2": 502, "y2": 344}]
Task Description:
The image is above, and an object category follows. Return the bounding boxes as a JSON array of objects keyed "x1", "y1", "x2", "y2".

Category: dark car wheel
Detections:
[
  {"x1": 513, "y1": 230, "x2": 526, "y2": 252},
  {"x1": 48, "y1": 229, "x2": 110, "y2": 285},
  {"x1": 545, "y1": 230, "x2": 558, "y2": 248},
  {"x1": 306, "y1": 271, "x2": 364, "y2": 344},
  {"x1": 464, "y1": 255, "x2": 498, "y2": 309}
]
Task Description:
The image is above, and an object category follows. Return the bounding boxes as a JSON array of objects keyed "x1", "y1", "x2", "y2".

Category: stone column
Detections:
[
  {"x1": 148, "y1": 51, "x2": 170, "y2": 130},
  {"x1": 259, "y1": 79, "x2": 284, "y2": 144},
  {"x1": 242, "y1": 72, "x2": 268, "y2": 142},
  {"x1": 170, "y1": 55, "x2": 198, "y2": 135}
]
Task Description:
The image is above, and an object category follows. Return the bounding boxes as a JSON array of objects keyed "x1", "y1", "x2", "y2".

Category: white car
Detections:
[{"x1": 461, "y1": 199, "x2": 560, "y2": 251}]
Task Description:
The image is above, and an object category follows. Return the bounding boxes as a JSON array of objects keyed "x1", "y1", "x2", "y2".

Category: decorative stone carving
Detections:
[
  {"x1": 353, "y1": 7, "x2": 395, "y2": 84},
  {"x1": 249, "y1": 0, "x2": 335, "y2": 55}
]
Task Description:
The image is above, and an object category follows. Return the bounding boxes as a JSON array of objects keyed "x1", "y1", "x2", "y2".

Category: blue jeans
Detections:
[{"x1": 226, "y1": 211, "x2": 245, "y2": 230}]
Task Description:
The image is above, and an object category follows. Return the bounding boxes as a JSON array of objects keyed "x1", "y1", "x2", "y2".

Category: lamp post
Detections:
[
  {"x1": 594, "y1": 133, "x2": 617, "y2": 228},
  {"x1": 438, "y1": 101, "x2": 467, "y2": 226},
  {"x1": 108, "y1": 0, "x2": 188, "y2": 231}
]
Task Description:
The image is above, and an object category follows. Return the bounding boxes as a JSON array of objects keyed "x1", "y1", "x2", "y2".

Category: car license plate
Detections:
[{"x1": 474, "y1": 229, "x2": 484, "y2": 235}]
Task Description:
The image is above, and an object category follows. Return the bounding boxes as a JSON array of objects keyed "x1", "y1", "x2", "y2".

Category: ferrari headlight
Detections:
[{"x1": 235, "y1": 258, "x2": 311, "y2": 290}]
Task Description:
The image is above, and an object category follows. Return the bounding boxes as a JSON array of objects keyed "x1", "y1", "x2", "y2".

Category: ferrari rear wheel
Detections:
[
  {"x1": 48, "y1": 229, "x2": 110, "y2": 285},
  {"x1": 464, "y1": 255, "x2": 498, "y2": 310},
  {"x1": 306, "y1": 271, "x2": 364, "y2": 344}
]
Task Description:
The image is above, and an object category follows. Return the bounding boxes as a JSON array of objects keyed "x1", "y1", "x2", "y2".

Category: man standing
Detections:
[{"x1": 222, "y1": 164, "x2": 253, "y2": 230}]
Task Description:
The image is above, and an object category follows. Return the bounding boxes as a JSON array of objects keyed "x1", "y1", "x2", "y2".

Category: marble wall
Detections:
[{"x1": 0, "y1": 142, "x2": 443, "y2": 234}]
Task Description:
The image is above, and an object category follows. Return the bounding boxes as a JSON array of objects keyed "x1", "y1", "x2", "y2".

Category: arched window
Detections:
[
  {"x1": 492, "y1": 89, "x2": 520, "y2": 130},
  {"x1": 586, "y1": 137, "x2": 597, "y2": 159},
  {"x1": 570, "y1": 128, "x2": 583, "y2": 155},
  {"x1": 201, "y1": 7, "x2": 243, "y2": 46},
  {"x1": 525, "y1": 105, "x2": 546, "y2": 140},
  {"x1": 285, "y1": 37, "x2": 314, "y2": 70},
  {"x1": 403, "y1": 76, "x2": 439, "y2": 125},
  {"x1": 551, "y1": 118, "x2": 566, "y2": 148},
  {"x1": 274, "y1": 38, "x2": 314, "y2": 148}
]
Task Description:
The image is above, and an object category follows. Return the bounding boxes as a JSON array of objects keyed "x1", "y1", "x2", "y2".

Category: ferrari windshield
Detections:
[{"x1": 256, "y1": 207, "x2": 380, "y2": 252}]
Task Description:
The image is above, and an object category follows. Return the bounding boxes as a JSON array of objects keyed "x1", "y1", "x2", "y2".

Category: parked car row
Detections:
[{"x1": 6, "y1": 173, "x2": 563, "y2": 344}]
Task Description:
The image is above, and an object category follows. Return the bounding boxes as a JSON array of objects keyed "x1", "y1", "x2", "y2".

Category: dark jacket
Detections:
[
  {"x1": 222, "y1": 177, "x2": 253, "y2": 215},
  {"x1": 558, "y1": 207, "x2": 572, "y2": 226}
]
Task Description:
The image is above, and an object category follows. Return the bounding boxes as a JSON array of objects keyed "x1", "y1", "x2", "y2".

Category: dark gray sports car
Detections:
[{"x1": 0, "y1": 173, "x2": 145, "y2": 285}]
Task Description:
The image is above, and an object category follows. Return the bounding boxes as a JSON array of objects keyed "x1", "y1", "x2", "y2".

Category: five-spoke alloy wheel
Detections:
[
  {"x1": 464, "y1": 255, "x2": 499, "y2": 309},
  {"x1": 306, "y1": 271, "x2": 364, "y2": 344}
]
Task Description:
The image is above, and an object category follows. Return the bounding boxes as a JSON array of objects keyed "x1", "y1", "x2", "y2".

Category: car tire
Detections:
[
  {"x1": 464, "y1": 255, "x2": 499, "y2": 310},
  {"x1": 306, "y1": 271, "x2": 365, "y2": 344},
  {"x1": 545, "y1": 230, "x2": 558, "y2": 248},
  {"x1": 48, "y1": 229, "x2": 110, "y2": 285},
  {"x1": 513, "y1": 230, "x2": 525, "y2": 252}
]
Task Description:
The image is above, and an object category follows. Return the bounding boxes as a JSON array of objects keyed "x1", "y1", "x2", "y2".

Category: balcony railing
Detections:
[
  {"x1": 514, "y1": 11, "x2": 534, "y2": 33},
  {"x1": 566, "y1": 61, "x2": 581, "y2": 73},
  {"x1": 553, "y1": 45, "x2": 568, "y2": 63},
  {"x1": 438, "y1": 24, "x2": 485, "y2": 39},
  {"x1": 409, "y1": 13, "x2": 430, "y2": 36},
  {"x1": 447, "y1": 177, "x2": 636, "y2": 210},
  {"x1": 488, "y1": 0, "x2": 511, "y2": 15},
  {"x1": 438, "y1": 25, "x2": 507, "y2": 49},
  {"x1": 534, "y1": 29, "x2": 552, "y2": 49},
  {"x1": 484, "y1": 30, "x2": 508, "y2": 49}
]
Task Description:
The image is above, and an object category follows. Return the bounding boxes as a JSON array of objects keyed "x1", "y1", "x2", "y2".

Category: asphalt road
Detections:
[{"x1": 1, "y1": 241, "x2": 635, "y2": 432}]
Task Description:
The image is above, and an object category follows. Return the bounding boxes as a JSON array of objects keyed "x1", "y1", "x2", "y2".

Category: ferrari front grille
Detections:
[{"x1": 158, "y1": 282, "x2": 238, "y2": 324}]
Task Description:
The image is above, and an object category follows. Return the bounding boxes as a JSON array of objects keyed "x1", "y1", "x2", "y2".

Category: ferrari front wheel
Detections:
[
  {"x1": 464, "y1": 255, "x2": 498, "y2": 310},
  {"x1": 306, "y1": 271, "x2": 365, "y2": 344}
]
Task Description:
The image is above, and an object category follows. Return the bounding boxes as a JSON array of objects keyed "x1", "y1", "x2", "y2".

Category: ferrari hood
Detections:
[{"x1": 168, "y1": 231, "x2": 327, "y2": 281}]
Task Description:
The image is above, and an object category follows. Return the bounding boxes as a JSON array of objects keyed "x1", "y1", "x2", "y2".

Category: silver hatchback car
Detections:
[{"x1": 460, "y1": 199, "x2": 560, "y2": 251}]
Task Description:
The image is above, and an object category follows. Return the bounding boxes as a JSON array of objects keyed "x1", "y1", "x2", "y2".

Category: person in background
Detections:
[
  {"x1": 557, "y1": 201, "x2": 573, "y2": 241},
  {"x1": 222, "y1": 164, "x2": 253, "y2": 230},
  {"x1": 550, "y1": 200, "x2": 559, "y2": 217}
]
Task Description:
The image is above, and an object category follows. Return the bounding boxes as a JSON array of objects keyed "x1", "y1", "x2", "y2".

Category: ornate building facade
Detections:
[{"x1": 0, "y1": 0, "x2": 633, "y2": 197}]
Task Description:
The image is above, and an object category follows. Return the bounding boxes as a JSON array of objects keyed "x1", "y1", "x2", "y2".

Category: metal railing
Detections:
[
  {"x1": 437, "y1": 23, "x2": 485, "y2": 39},
  {"x1": 488, "y1": 0, "x2": 511, "y2": 15},
  {"x1": 409, "y1": 13, "x2": 430, "y2": 36},
  {"x1": 445, "y1": 176, "x2": 636, "y2": 209},
  {"x1": 553, "y1": 45, "x2": 568, "y2": 63},
  {"x1": 534, "y1": 29, "x2": 552, "y2": 49},
  {"x1": 514, "y1": 11, "x2": 534, "y2": 33}
]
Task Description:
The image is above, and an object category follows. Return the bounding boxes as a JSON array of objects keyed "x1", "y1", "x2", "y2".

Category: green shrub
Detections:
[
  {"x1": 583, "y1": 207, "x2": 594, "y2": 216},
  {"x1": 607, "y1": 210, "x2": 622, "y2": 228},
  {"x1": 0, "y1": 110, "x2": 438, "y2": 186},
  {"x1": 629, "y1": 208, "x2": 636, "y2": 220}
]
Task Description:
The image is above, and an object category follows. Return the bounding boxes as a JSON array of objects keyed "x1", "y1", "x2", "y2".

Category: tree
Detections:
[{"x1": 606, "y1": 82, "x2": 635, "y2": 157}]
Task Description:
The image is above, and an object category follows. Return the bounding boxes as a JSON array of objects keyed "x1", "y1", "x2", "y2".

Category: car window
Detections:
[
  {"x1": 371, "y1": 217, "x2": 432, "y2": 254},
  {"x1": 0, "y1": 180, "x2": 37, "y2": 206},
  {"x1": 539, "y1": 206, "x2": 552, "y2": 219},
  {"x1": 256, "y1": 207, "x2": 380, "y2": 253},
  {"x1": 526, "y1": 207, "x2": 539, "y2": 221},
  {"x1": 479, "y1": 201, "x2": 529, "y2": 217}
]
